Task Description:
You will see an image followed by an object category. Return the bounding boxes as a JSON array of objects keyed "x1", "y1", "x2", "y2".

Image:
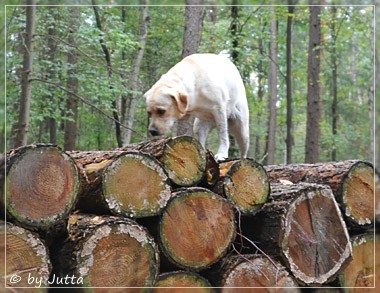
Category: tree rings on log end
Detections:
[
  {"x1": 103, "y1": 152, "x2": 171, "y2": 218},
  {"x1": 280, "y1": 184, "x2": 352, "y2": 285},
  {"x1": 160, "y1": 188, "x2": 236, "y2": 270},
  {"x1": 153, "y1": 271, "x2": 213, "y2": 292},
  {"x1": 2, "y1": 223, "x2": 51, "y2": 288},
  {"x1": 161, "y1": 136, "x2": 206, "y2": 186},
  {"x1": 340, "y1": 233, "x2": 378, "y2": 289},
  {"x1": 6, "y1": 145, "x2": 79, "y2": 230},
  {"x1": 218, "y1": 159, "x2": 269, "y2": 215},
  {"x1": 72, "y1": 215, "x2": 159, "y2": 288},
  {"x1": 342, "y1": 161, "x2": 374, "y2": 227},
  {"x1": 220, "y1": 255, "x2": 299, "y2": 291}
]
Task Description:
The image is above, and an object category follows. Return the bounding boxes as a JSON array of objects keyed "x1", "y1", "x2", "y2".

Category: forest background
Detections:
[{"x1": 0, "y1": 0, "x2": 378, "y2": 167}]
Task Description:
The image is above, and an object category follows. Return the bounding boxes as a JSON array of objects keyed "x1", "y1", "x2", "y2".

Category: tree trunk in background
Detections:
[
  {"x1": 266, "y1": 7, "x2": 277, "y2": 165},
  {"x1": 45, "y1": 8, "x2": 58, "y2": 144},
  {"x1": 121, "y1": 0, "x2": 149, "y2": 145},
  {"x1": 92, "y1": 1, "x2": 123, "y2": 147},
  {"x1": 255, "y1": 23, "x2": 266, "y2": 160},
  {"x1": 305, "y1": 5, "x2": 322, "y2": 163},
  {"x1": 14, "y1": 2, "x2": 36, "y2": 147},
  {"x1": 228, "y1": 1, "x2": 240, "y2": 158},
  {"x1": 286, "y1": 2, "x2": 294, "y2": 164},
  {"x1": 64, "y1": 7, "x2": 80, "y2": 151},
  {"x1": 330, "y1": 6, "x2": 338, "y2": 161},
  {"x1": 369, "y1": 11, "x2": 374, "y2": 164},
  {"x1": 177, "y1": 0, "x2": 204, "y2": 136}
]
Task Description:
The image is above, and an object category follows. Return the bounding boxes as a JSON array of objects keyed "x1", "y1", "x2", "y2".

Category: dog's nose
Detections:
[{"x1": 149, "y1": 128, "x2": 159, "y2": 136}]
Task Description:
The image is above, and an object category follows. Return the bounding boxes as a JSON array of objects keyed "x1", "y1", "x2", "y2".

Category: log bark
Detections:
[
  {"x1": 159, "y1": 187, "x2": 236, "y2": 271},
  {"x1": 252, "y1": 183, "x2": 352, "y2": 286},
  {"x1": 219, "y1": 254, "x2": 299, "y2": 291},
  {"x1": 67, "y1": 214, "x2": 159, "y2": 289},
  {"x1": 153, "y1": 271, "x2": 213, "y2": 292},
  {"x1": 199, "y1": 150, "x2": 220, "y2": 189},
  {"x1": 1, "y1": 222, "x2": 51, "y2": 289},
  {"x1": 71, "y1": 150, "x2": 172, "y2": 218},
  {"x1": 5, "y1": 144, "x2": 79, "y2": 230},
  {"x1": 126, "y1": 136, "x2": 206, "y2": 187},
  {"x1": 338, "y1": 233, "x2": 378, "y2": 289},
  {"x1": 265, "y1": 160, "x2": 374, "y2": 228},
  {"x1": 215, "y1": 158, "x2": 270, "y2": 215}
]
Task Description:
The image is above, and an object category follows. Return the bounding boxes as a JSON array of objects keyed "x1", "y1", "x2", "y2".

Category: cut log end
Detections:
[
  {"x1": 162, "y1": 136, "x2": 206, "y2": 186},
  {"x1": 160, "y1": 188, "x2": 236, "y2": 270},
  {"x1": 342, "y1": 162, "x2": 374, "y2": 226},
  {"x1": 2, "y1": 223, "x2": 51, "y2": 288},
  {"x1": 340, "y1": 233, "x2": 378, "y2": 289},
  {"x1": 6, "y1": 145, "x2": 79, "y2": 229},
  {"x1": 280, "y1": 184, "x2": 352, "y2": 285},
  {"x1": 153, "y1": 271, "x2": 213, "y2": 292},
  {"x1": 218, "y1": 159, "x2": 269, "y2": 214},
  {"x1": 72, "y1": 215, "x2": 159, "y2": 288},
  {"x1": 220, "y1": 255, "x2": 299, "y2": 291},
  {"x1": 103, "y1": 152, "x2": 171, "y2": 218}
]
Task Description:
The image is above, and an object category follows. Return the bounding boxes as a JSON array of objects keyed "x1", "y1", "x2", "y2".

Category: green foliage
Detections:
[{"x1": 4, "y1": 4, "x2": 374, "y2": 164}]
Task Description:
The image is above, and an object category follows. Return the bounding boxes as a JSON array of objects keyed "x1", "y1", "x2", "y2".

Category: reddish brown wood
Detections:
[
  {"x1": 253, "y1": 183, "x2": 352, "y2": 285},
  {"x1": 220, "y1": 254, "x2": 299, "y2": 291},
  {"x1": 339, "y1": 233, "x2": 378, "y2": 289},
  {"x1": 67, "y1": 214, "x2": 159, "y2": 288},
  {"x1": 6, "y1": 145, "x2": 79, "y2": 230},
  {"x1": 160, "y1": 187, "x2": 236, "y2": 271},
  {"x1": 1, "y1": 222, "x2": 51, "y2": 288},
  {"x1": 153, "y1": 271, "x2": 212, "y2": 292},
  {"x1": 266, "y1": 160, "x2": 374, "y2": 227}
]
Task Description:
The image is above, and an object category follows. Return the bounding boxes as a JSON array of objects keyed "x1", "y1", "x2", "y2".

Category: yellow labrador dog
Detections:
[{"x1": 144, "y1": 53, "x2": 249, "y2": 160}]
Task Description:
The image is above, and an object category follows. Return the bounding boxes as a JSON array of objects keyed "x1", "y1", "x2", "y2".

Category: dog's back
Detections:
[{"x1": 170, "y1": 54, "x2": 247, "y2": 119}]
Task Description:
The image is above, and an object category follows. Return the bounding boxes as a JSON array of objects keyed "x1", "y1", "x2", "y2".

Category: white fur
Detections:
[{"x1": 144, "y1": 53, "x2": 250, "y2": 160}]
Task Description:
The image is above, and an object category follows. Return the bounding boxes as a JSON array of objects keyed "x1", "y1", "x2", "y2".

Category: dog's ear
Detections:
[
  {"x1": 143, "y1": 89, "x2": 151, "y2": 101},
  {"x1": 171, "y1": 92, "x2": 188, "y2": 115}
]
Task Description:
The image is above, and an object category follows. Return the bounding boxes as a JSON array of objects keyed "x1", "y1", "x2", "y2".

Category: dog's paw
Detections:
[{"x1": 215, "y1": 153, "x2": 228, "y2": 161}]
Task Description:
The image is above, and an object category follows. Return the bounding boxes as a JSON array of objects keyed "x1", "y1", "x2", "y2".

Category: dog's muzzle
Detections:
[{"x1": 149, "y1": 127, "x2": 160, "y2": 136}]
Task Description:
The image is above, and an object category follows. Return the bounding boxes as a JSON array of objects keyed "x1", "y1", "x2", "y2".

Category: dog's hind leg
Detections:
[{"x1": 228, "y1": 115, "x2": 249, "y2": 158}]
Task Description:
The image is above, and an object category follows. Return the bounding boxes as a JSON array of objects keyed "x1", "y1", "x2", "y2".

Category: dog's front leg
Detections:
[
  {"x1": 214, "y1": 112, "x2": 230, "y2": 161},
  {"x1": 194, "y1": 118, "x2": 213, "y2": 149}
]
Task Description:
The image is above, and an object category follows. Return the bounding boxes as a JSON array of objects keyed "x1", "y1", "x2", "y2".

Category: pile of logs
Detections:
[{"x1": 1, "y1": 136, "x2": 377, "y2": 291}]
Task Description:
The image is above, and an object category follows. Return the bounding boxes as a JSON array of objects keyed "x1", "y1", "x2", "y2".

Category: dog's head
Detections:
[{"x1": 144, "y1": 87, "x2": 188, "y2": 136}]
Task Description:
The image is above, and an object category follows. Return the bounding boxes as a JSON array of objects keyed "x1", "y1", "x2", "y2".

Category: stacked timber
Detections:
[
  {"x1": 265, "y1": 161, "x2": 374, "y2": 228},
  {"x1": 64, "y1": 214, "x2": 159, "y2": 289},
  {"x1": 2, "y1": 137, "x2": 375, "y2": 290},
  {"x1": 214, "y1": 158, "x2": 270, "y2": 214},
  {"x1": 70, "y1": 150, "x2": 172, "y2": 217},
  {"x1": 125, "y1": 136, "x2": 207, "y2": 186},
  {"x1": 219, "y1": 254, "x2": 299, "y2": 291},
  {"x1": 159, "y1": 188, "x2": 236, "y2": 271},
  {"x1": 0, "y1": 221, "x2": 51, "y2": 289},
  {"x1": 338, "y1": 233, "x2": 379, "y2": 289},
  {"x1": 249, "y1": 183, "x2": 352, "y2": 285},
  {"x1": 153, "y1": 271, "x2": 213, "y2": 292},
  {"x1": 4, "y1": 144, "x2": 79, "y2": 230}
]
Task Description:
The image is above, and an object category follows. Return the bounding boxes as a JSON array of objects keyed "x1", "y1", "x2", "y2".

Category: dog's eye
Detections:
[{"x1": 157, "y1": 109, "x2": 166, "y2": 116}]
